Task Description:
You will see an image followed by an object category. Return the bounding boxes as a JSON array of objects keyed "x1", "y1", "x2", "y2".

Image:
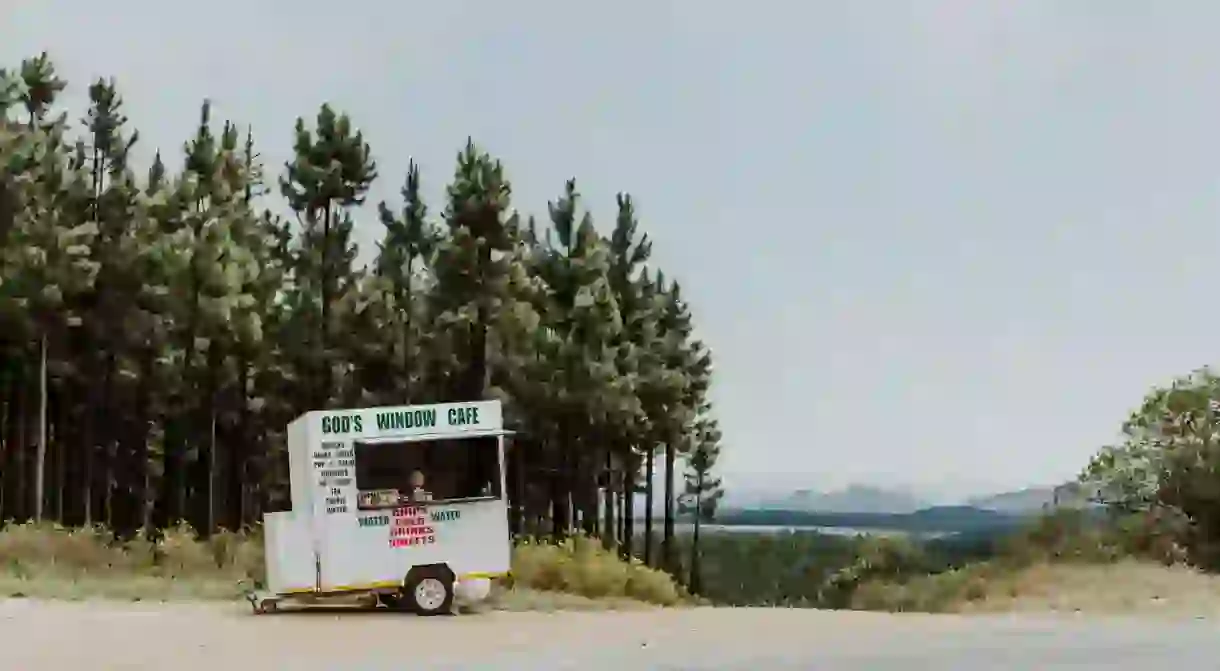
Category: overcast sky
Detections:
[{"x1": 6, "y1": 1, "x2": 1220, "y2": 499}]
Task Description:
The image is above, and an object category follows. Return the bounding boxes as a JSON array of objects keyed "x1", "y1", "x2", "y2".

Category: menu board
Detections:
[{"x1": 315, "y1": 440, "x2": 354, "y2": 515}]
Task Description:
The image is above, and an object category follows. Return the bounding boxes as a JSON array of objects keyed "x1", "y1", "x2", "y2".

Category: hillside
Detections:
[
  {"x1": 715, "y1": 504, "x2": 1031, "y2": 534},
  {"x1": 760, "y1": 484, "x2": 930, "y2": 514},
  {"x1": 966, "y1": 482, "x2": 1094, "y2": 513}
]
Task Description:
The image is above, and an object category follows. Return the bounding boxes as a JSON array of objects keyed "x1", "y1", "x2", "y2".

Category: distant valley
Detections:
[
  {"x1": 705, "y1": 481, "x2": 1099, "y2": 535},
  {"x1": 721, "y1": 481, "x2": 1093, "y2": 516}
]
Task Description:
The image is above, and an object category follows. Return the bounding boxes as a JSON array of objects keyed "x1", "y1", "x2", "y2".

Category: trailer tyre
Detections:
[{"x1": 405, "y1": 571, "x2": 454, "y2": 616}]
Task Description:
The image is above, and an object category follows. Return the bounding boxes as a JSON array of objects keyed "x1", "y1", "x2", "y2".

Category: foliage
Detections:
[
  {"x1": 0, "y1": 521, "x2": 685, "y2": 606},
  {"x1": 0, "y1": 53, "x2": 724, "y2": 587},
  {"x1": 510, "y1": 534, "x2": 683, "y2": 606},
  {"x1": 1078, "y1": 367, "x2": 1220, "y2": 568},
  {"x1": 677, "y1": 411, "x2": 722, "y2": 593}
]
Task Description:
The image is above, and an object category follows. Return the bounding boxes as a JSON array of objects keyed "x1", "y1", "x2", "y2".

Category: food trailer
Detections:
[{"x1": 246, "y1": 400, "x2": 512, "y2": 615}]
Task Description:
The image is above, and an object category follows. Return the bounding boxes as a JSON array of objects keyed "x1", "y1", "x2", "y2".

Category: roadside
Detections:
[
  {"x1": 852, "y1": 559, "x2": 1220, "y2": 617},
  {"x1": 5, "y1": 599, "x2": 1220, "y2": 670},
  {"x1": 0, "y1": 522, "x2": 686, "y2": 609}
]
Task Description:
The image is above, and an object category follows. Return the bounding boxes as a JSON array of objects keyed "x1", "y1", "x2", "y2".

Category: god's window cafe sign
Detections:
[{"x1": 317, "y1": 400, "x2": 502, "y2": 440}]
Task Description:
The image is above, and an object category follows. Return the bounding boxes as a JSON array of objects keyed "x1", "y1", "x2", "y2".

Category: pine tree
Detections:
[
  {"x1": 374, "y1": 160, "x2": 437, "y2": 404},
  {"x1": 432, "y1": 139, "x2": 517, "y2": 401},
  {"x1": 280, "y1": 104, "x2": 376, "y2": 410},
  {"x1": 607, "y1": 192, "x2": 652, "y2": 555},
  {"x1": 0, "y1": 54, "x2": 730, "y2": 576},
  {"x1": 679, "y1": 411, "x2": 723, "y2": 594}
]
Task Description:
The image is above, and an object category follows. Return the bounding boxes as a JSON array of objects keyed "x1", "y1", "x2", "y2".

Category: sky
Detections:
[{"x1": 5, "y1": 1, "x2": 1220, "y2": 501}]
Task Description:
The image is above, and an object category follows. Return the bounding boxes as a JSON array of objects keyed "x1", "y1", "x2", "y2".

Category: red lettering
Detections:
[{"x1": 388, "y1": 534, "x2": 438, "y2": 548}]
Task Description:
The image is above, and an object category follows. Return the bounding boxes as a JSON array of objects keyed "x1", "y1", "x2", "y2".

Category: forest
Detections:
[{"x1": 0, "y1": 53, "x2": 725, "y2": 576}]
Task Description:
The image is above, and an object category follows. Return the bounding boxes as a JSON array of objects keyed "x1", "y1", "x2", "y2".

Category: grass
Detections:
[
  {"x1": 845, "y1": 510, "x2": 1211, "y2": 615},
  {"x1": 850, "y1": 558, "x2": 1220, "y2": 616},
  {"x1": 6, "y1": 510, "x2": 1208, "y2": 615},
  {"x1": 0, "y1": 521, "x2": 686, "y2": 608}
]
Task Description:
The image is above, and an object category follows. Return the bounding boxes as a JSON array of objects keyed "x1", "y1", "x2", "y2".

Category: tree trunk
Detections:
[
  {"x1": 33, "y1": 334, "x2": 47, "y2": 521},
  {"x1": 550, "y1": 460, "x2": 568, "y2": 541},
  {"x1": 1, "y1": 364, "x2": 22, "y2": 522},
  {"x1": 643, "y1": 446, "x2": 654, "y2": 566},
  {"x1": 53, "y1": 379, "x2": 66, "y2": 522},
  {"x1": 208, "y1": 408, "x2": 217, "y2": 534},
  {"x1": 400, "y1": 261, "x2": 413, "y2": 403},
  {"x1": 623, "y1": 455, "x2": 636, "y2": 561},
  {"x1": 580, "y1": 443, "x2": 599, "y2": 537},
  {"x1": 15, "y1": 368, "x2": 29, "y2": 522},
  {"x1": 228, "y1": 360, "x2": 251, "y2": 530},
  {"x1": 97, "y1": 352, "x2": 117, "y2": 528},
  {"x1": 508, "y1": 437, "x2": 525, "y2": 537},
  {"x1": 186, "y1": 341, "x2": 219, "y2": 536},
  {"x1": 318, "y1": 203, "x2": 332, "y2": 410},
  {"x1": 617, "y1": 478, "x2": 626, "y2": 553},
  {"x1": 133, "y1": 345, "x2": 155, "y2": 535},
  {"x1": 689, "y1": 469, "x2": 703, "y2": 595},
  {"x1": 602, "y1": 449, "x2": 616, "y2": 551},
  {"x1": 61, "y1": 373, "x2": 85, "y2": 527},
  {"x1": 662, "y1": 437, "x2": 677, "y2": 574}
]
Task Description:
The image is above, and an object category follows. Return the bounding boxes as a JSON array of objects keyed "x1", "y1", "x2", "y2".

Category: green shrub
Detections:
[
  {"x1": 0, "y1": 522, "x2": 684, "y2": 606},
  {"x1": 510, "y1": 535, "x2": 683, "y2": 606}
]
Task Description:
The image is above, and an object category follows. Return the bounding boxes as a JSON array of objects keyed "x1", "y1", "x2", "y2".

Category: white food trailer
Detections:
[{"x1": 246, "y1": 399, "x2": 512, "y2": 615}]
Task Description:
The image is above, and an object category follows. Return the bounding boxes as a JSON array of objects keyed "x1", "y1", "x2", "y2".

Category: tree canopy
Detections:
[
  {"x1": 0, "y1": 53, "x2": 724, "y2": 572},
  {"x1": 1079, "y1": 367, "x2": 1220, "y2": 567}
]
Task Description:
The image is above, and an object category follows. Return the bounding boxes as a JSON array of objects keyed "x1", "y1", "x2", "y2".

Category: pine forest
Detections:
[{"x1": 0, "y1": 53, "x2": 725, "y2": 573}]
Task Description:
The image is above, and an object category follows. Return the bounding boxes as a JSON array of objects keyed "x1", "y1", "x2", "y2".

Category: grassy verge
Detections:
[
  {"x1": 845, "y1": 510, "x2": 1202, "y2": 614},
  {"x1": 850, "y1": 559, "x2": 1220, "y2": 615},
  {"x1": 0, "y1": 522, "x2": 685, "y2": 608}
]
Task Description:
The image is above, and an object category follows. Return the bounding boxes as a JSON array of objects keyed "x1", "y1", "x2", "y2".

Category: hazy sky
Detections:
[{"x1": 6, "y1": 2, "x2": 1220, "y2": 499}]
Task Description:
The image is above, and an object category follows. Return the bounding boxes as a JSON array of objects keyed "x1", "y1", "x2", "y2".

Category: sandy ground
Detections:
[{"x1": 5, "y1": 599, "x2": 1220, "y2": 670}]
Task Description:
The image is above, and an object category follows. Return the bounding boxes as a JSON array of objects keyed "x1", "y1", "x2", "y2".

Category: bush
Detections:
[
  {"x1": 0, "y1": 521, "x2": 262, "y2": 599},
  {"x1": 510, "y1": 535, "x2": 683, "y2": 606},
  {"x1": 0, "y1": 522, "x2": 683, "y2": 606}
]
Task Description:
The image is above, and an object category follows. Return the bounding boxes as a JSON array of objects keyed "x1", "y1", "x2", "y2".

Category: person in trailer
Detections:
[{"x1": 407, "y1": 469, "x2": 432, "y2": 502}]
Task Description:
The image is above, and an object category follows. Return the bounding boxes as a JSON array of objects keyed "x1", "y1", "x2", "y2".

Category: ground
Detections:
[
  {"x1": 5, "y1": 599, "x2": 1220, "y2": 670},
  {"x1": 8, "y1": 561, "x2": 1220, "y2": 668}
]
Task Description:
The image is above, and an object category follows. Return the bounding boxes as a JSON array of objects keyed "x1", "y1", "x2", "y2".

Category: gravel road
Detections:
[{"x1": 4, "y1": 599, "x2": 1220, "y2": 670}]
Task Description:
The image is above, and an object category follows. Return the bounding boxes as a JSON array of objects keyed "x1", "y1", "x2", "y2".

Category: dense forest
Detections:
[{"x1": 0, "y1": 53, "x2": 724, "y2": 574}]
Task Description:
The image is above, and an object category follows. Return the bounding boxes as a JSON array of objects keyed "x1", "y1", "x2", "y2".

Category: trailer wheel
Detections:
[{"x1": 405, "y1": 573, "x2": 454, "y2": 616}]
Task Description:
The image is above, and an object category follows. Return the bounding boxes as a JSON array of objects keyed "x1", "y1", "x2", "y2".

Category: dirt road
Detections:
[{"x1": 4, "y1": 599, "x2": 1220, "y2": 669}]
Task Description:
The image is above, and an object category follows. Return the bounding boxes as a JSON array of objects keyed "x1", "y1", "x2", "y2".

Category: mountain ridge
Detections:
[{"x1": 726, "y1": 482, "x2": 1091, "y2": 515}]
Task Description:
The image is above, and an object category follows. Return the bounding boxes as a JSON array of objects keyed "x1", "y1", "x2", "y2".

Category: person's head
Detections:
[{"x1": 409, "y1": 470, "x2": 425, "y2": 488}]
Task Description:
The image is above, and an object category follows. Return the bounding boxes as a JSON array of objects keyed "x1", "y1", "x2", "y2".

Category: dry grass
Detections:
[
  {"x1": 0, "y1": 522, "x2": 685, "y2": 609},
  {"x1": 509, "y1": 535, "x2": 684, "y2": 606},
  {"x1": 960, "y1": 560, "x2": 1220, "y2": 615},
  {"x1": 853, "y1": 559, "x2": 1220, "y2": 616}
]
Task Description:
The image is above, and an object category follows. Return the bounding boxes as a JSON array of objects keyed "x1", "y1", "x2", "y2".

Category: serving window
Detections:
[{"x1": 353, "y1": 435, "x2": 502, "y2": 509}]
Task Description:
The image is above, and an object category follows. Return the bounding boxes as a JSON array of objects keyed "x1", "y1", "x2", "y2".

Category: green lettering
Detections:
[
  {"x1": 322, "y1": 413, "x2": 362, "y2": 435},
  {"x1": 374, "y1": 408, "x2": 439, "y2": 434},
  {"x1": 447, "y1": 406, "x2": 481, "y2": 426},
  {"x1": 429, "y1": 509, "x2": 460, "y2": 522}
]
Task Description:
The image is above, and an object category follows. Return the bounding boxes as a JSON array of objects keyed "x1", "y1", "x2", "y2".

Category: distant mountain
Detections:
[
  {"x1": 716, "y1": 504, "x2": 1029, "y2": 534},
  {"x1": 766, "y1": 484, "x2": 930, "y2": 514},
  {"x1": 966, "y1": 482, "x2": 1094, "y2": 513}
]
